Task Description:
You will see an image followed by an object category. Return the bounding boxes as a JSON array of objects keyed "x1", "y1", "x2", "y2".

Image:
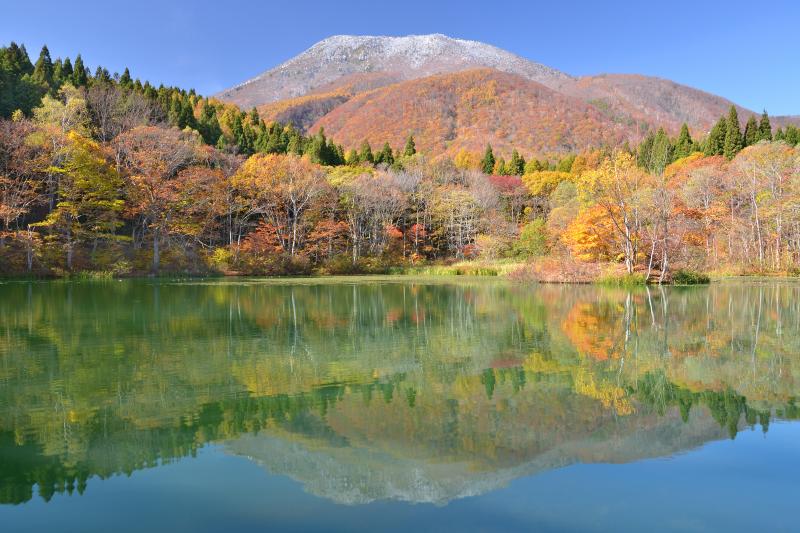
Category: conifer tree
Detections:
[
  {"x1": 774, "y1": 128, "x2": 785, "y2": 142},
  {"x1": 119, "y1": 67, "x2": 132, "y2": 87},
  {"x1": 495, "y1": 157, "x2": 507, "y2": 176},
  {"x1": 650, "y1": 127, "x2": 673, "y2": 174},
  {"x1": 743, "y1": 115, "x2": 759, "y2": 146},
  {"x1": 359, "y1": 140, "x2": 374, "y2": 164},
  {"x1": 705, "y1": 116, "x2": 727, "y2": 156},
  {"x1": 377, "y1": 142, "x2": 394, "y2": 165},
  {"x1": 673, "y1": 123, "x2": 694, "y2": 159},
  {"x1": 72, "y1": 54, "x2": 87, "y2": 86},
  {"x1": 637, "y1": 131, "x2": 655, "y2": 169},
  {"x1": 480, "y1": 144, "x2": 495, "y2": 174},
  {"x1": 758, "y1": 110, "x2": 772, "y2": 141},
  {"x1": 32, "y1": 45, "x2": 54, "y2": 90},
  {"x1": 403, "y1": 135, "x2": 416, "y2": 157},
  {"x1": 723, "y1": 105, "x2": 743, "y2": 159},
  {"x1": 509, "y1": 149, "x2": 525, "y2": 175},
  {"x1": 61, "y1": 57, "x2": 73, "y2": 80}
]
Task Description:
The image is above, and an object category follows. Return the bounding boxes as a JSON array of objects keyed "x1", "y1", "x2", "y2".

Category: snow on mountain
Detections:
[{"x1": 217, "y1": 34, "x2": 571, "y2": 108}]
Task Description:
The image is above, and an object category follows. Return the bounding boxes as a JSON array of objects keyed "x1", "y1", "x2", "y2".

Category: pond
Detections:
[{"x1": 0, "y1": 278, "x2": 798, "y2": 532}]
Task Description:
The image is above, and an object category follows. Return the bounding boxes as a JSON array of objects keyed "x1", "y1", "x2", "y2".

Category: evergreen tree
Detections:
[
  {"x1": 480, "y1": 144, "x2": 495, "y2": 174},
  {"x1": 248, "y1": 107, "x2": 260, "y2": 125},
  {"x1": 509, "y1": 149, "x2": 525, "y2": 175},
  {"x1": 52, "y1": 59, "x2": 64, "y2": 87},
  {"x1": 403, "y1": 134, "x2": 416, "y2": 157},
  {"x1": 198, "y1": 100, "x2": 222, "y2": 145},
  {"x1": 359, "y1": 140, "x2": 374, "y2": 164},
  {"x1": 705, "y1": 116, "x2": 727, "y2": 156},
  {"x1": 72, "y1": 54, "x2": 87, "y2": 86},
  {"x1": 758, "y1": 110, "x2": 772, "y2": 141},
  {"x1": 785, "y1": 125, "x2": 800, "y2": 146},
  {"x1": 376, "y1": 142, "x2": 394, "y2": 165},
  {"x1": 774, "y1": 127, "x2": 785, "y2": 142},
  {"x1": 723, "y1": 105, "x2": 743, "y2": 159},
  {"x1": 495, "y1": 157, "x2": 507, "y2": 176},
  {"x1": 61, "y1": 57, "x2": 73, "y2": 81},
  {"x1": 32, "y1": 45, "x2": 54, "y2": 90},
  {"x1": 637, "y1": 131, "x2": 655, "y2": 169},
  {"x1": 119, "y1": 67, "x2": 132, "y2": 87},
  {"x1": 673, "y1": 123, "x2": 694, "y2": 159},
  {"x1": 650, "y1": 127, "x2": 673, "y2": 174},
  {"x1": 743, "y1": 115, "x2": 759, "y2": 146}
]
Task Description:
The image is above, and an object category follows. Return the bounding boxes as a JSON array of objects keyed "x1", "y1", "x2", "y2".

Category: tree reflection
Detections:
[{"x1": 0, "y1": 279, "x2": 798, "y2": 504}]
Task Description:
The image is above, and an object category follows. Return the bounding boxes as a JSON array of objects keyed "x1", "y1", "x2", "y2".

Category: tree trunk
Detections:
[{"x1": 152, "y1": 227, "x2": 160, "y2": 274}]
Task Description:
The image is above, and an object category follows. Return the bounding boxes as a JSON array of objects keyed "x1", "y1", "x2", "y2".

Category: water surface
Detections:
[{"x1": 0, "y1": 278, "x2": 798, "y2": 532}]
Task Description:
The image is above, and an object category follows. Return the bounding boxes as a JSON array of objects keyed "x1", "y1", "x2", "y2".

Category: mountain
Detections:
[
  {"x1": 218, "y1": 34, "x2": 798, "y2": 155},
  {"x1": 554, "y1": 74, "x2": 751, "y2": 133},
  {"x1": 308, "y1": 68, "x2": 632, "y2": 156},
  {"x1": 217, "y1": 34, "x2": 571, "y2": 109}
]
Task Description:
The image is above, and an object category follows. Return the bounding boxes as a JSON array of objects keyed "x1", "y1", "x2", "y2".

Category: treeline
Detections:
[
  {"x1": 0, "y1": 42, "x2": 417, "y2": 165},
  {"x1": 3, "y1": 42, "x2": 800, "y2": 278}
]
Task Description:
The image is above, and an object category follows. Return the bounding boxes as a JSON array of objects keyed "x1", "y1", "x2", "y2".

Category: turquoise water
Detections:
[{"x1": 0, "y1": 278, "x2": 798, "y2": 532}]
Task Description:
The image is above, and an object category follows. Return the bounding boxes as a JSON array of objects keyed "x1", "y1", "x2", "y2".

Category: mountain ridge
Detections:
[{"x1": 217, "y1": 33, "x2": 799, "y2": 155}]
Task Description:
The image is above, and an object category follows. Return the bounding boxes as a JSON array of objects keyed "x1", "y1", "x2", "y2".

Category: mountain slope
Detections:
[
  {"x1": 555, "y1": 74, "x2": 751, "y2": 133},
  {"x1": 308, "y1": 69, "x2": 632, "y2": 157},
  {"x1": 217, "y1": 34, "x2": 571, "y2": 109}
]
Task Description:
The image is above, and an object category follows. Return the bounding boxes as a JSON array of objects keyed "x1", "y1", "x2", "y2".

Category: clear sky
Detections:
[{"x1": 2, "y1": 0, "x2": 799, "y2": 114}]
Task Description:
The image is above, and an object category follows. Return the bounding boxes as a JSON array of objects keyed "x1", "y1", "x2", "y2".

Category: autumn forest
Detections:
[{"x1": 3, "y1": 42, "x2": 800, "y2": 281}]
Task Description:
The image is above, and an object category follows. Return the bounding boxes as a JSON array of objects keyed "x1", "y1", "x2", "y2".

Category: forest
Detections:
[{"x1": 3, "y1": 42, "x2": 800, "y2": 280}]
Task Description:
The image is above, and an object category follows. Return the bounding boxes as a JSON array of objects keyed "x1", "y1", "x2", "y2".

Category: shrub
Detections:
[{"x1": 671, "y1": 269, "x2": 710, "y2": 285}]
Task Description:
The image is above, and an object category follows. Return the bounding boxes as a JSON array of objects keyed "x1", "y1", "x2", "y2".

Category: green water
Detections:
[{"x1": 0, "y1": 278, "x2": 798, "y2": 532}]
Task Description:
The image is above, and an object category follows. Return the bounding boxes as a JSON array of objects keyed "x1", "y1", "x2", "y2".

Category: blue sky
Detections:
[{"x1": 2, "y1": 0, "x2": 798, "y2": 114}]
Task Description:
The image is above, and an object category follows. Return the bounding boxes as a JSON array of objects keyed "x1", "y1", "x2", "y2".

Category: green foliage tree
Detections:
[
  {"x1": 376, "y1": 142, "x2": 394, "y2": 165},
  {"x1": 72, "y1": 54, "x2": 87, "y2": 86},
  {"x1": 723, "y1": 106, "x2": 743, "y2": 159},
  {"x1": 743, "y1": 115, "x2": 759, "y2": 146},
  {"x1": 758, "y1": 110, "x2": 772, "y2": 141},
  {"x1": 403, "y1": 134, "x2": 416, "y2": 157},
  {"x1": 673, "y1": 123, "x2": 694, "y2": 159},
  {"x1": 480, "y1": 144, "x2": 495, "y2": 174},
  {"x1": 513, "y1": 218, "x2": 548, "y2": 257},
  {"x1": 705, "y1": 117, "x2": 727, "y2": 156},
  {"x1": 508, "y1": 149, "x2": 525, "y2": 176},
  {"x1": 32, "y1": 45, "x2": 54, "y2": 92}
]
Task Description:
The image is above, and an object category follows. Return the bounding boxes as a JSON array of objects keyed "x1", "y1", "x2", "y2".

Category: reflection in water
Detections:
[{"x1": 0, "y1": 279, "x2": 798, "y2": 505}]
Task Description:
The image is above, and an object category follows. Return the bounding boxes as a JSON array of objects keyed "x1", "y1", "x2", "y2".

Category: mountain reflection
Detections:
[{"x1": 0, "y1": 279, "x2": 798, "y2": 505}]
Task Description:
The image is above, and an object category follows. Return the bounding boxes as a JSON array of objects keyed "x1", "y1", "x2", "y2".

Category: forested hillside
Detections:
[{"x1": 2, "y1": 41, "x2": 800, "y2": 279}]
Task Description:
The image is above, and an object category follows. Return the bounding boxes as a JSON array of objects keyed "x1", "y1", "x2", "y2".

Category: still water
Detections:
[{"x1": 0, "y1": 278, "x2": 797, "y2": 532}]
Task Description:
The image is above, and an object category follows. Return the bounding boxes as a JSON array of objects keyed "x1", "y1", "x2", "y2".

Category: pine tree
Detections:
[
  {"x1": 758, "y1": 110, "x2": 772, "y2": 141},
  {"x1": 774, "y1": 128, "x2": 785, "y2": 142},
  {"x1": 480, "y1": 144, "x2": 495, "y2": 174},
  {"x1": 673, "y1": 123, "x2": 694, "y2": 159},
  {"x1": 72, "y1": 54, "x2": 87, "y2": 86},
  {"x1": 743, "y1": 115, "x2": 759, "y2": 146},
  {"x1": 495, "y1": 157, "x2": 508, "y2": 176},
  {"x1": 723, "y1": 105, "x2": 743, "y2": 159},
  {"x1": 509, "y1": 149, "x2": 525, "y2": 175},
  {"x1": 705, "y1": 116, "x2": 727, "y2": 156},
  {"x1": 403, "y1": 135, "x2": 416, "y2": 157}
]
